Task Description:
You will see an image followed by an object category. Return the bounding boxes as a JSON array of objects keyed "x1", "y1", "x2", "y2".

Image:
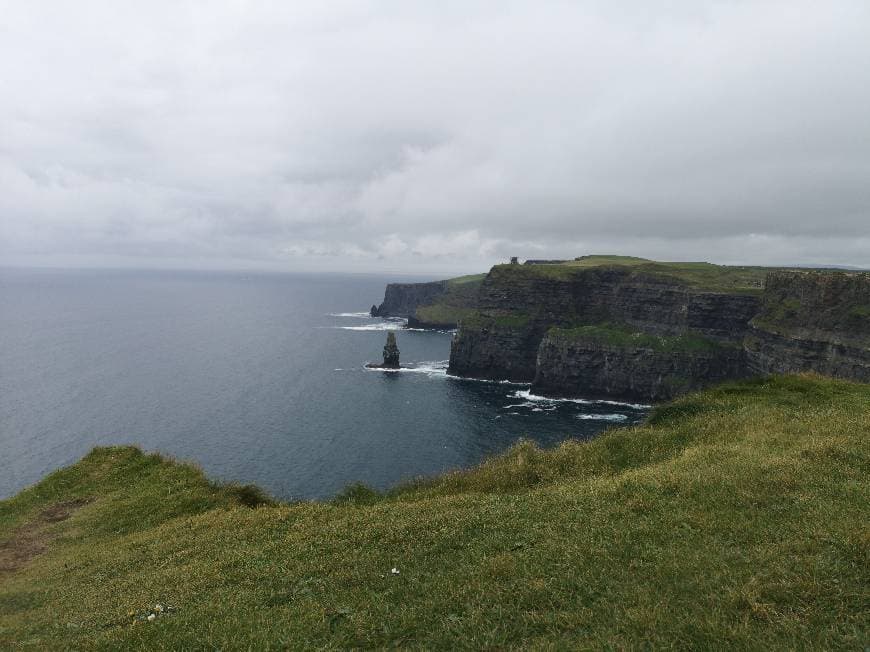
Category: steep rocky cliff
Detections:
[
  {"x1": 371, "y1": 281, "x2": 449, "y2": 318},
  {"x1": 532, "y1": 326, "x2": 747, "y2": 402},
  {"x1": 745, "y1": 271, "x2": 870, "y2": 381},
  {"x1": 448, "y1": 314, "x2": 543, "y2": 381},
  {"x1": 373, "y1": 275, "x2": 484, "y2": 327},
  {"x1": 377, "y1": 258, "x2": 870, "y2": 401},
  {"x1": 448, "y1": 264, "x2": 761, "y2": 383}
]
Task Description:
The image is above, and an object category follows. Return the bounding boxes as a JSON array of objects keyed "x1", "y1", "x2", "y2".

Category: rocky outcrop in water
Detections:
[{"x1": 366, "y1": 332, "x2": 401, "y2": 369}]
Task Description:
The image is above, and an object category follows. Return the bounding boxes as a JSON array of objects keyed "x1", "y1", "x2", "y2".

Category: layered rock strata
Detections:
[
  {"x1": 371, "y1": 281, "x2": 448, "y2": 318},
  {"x1": 377, "y1": 264, "x2": 870, "y2": 401},
  {"x1": 448, "y1": 266, "x2": 760, "y2": 383},
  {"x1": 745, "y1": 271, "x2": 870, "y2": 381},
  {"x1": 532, "y1": 329, "x2": 747, "y2": 402}
]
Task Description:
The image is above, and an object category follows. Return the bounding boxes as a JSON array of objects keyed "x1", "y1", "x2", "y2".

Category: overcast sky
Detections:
[{"x1": 1, "y1": 1, "x2": 869, "y2": 274}]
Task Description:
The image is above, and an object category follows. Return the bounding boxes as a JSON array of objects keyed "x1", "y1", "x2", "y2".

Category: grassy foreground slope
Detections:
[{"x1": 1, "y1": 375, "x2": 868, "y2": 650}]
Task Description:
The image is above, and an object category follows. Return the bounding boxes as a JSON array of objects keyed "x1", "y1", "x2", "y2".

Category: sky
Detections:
[{"x1": 1, "y1": 1, "x2": 869, "y2": 275}]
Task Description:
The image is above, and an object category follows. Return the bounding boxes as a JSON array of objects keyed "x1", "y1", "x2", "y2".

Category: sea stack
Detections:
[
  {"x1": 366, "y1": 332, "x2": 401, "y2": 369},
  {"x1": 382, "y1": 332, "x2": 400, "y2": 368}
]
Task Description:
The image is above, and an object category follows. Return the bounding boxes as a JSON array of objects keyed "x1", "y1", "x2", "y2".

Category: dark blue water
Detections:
[{"x1": 0, "y1": 269, "x2": 649, "y2": 500}]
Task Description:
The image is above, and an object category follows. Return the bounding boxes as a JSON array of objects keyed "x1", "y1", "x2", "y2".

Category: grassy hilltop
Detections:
[
  {"x1": 2, "y1": 375, "x2": 869, "y2": 649},
  {"x1": 413, "y1": 255, "x2": 776, "y2": 327},
  {"x1": 488, "y1": 255, "x2": 773, "y2": 294}
]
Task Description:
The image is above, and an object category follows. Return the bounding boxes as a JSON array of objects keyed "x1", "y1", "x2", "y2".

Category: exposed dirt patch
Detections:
[{"x1": 0, "y1": 498, "x2": 92, "y2": 574}]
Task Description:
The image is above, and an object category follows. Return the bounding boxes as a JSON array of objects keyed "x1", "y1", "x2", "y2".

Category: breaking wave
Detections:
[
  {"x1": 445, "y1": 373, "x2": 528, "y2": 386},
  {"x1": 363, "y1": 360, "x2": 449, "y2": 377},
  {"x1": 510, "y1": 389, "x2": 651, "y2": 410},
  {"x1": 575, "y1": 413, "x2": 629, "y2": 422},
  {"x1": 329, "y1": 312, "x2": 372, "y2": 318},
  {"x1": 337, "y1": 322, "x2": 406, "y2": 331}
]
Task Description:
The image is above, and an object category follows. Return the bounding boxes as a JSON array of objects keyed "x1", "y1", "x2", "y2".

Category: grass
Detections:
[
  {"x1": 414, "y1": 304, "x2": 478, "y2": 326},
  {"x1": 460, "y1": 310, "x2": 532, "y2": 328},
  {"x1": 2, "y1": 374, "x2": 869, "y2": 649},
  {"x1": 447, "y1": 273, "x2": 487, "y2": 286},
  {"x1": 496, "y1": 255, "x2": 774, "y2": 293},
  {"x1": 547, "y1": 323, "x2": 730, "y2": 353},
  {"x1": 413, "y1": 274, "x2": 486, "y2": 326}
]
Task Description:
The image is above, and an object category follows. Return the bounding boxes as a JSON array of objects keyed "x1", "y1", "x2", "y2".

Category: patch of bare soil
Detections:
[{"x1": 0, "y1": 498, "x2": 92, "y2": 574}]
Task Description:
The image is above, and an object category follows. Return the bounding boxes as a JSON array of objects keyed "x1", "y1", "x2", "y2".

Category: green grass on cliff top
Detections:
[
  {"x1": 413, "y1": 274, "x2": 486, "y2": 325},
  {"x1": 493, "y1": 255, "x2": 772, "y2": 293},
  {"x1": 447, "y1": 273, "x2": 487, "y2": 286},
  {"x1": 547, "y1": 323, "x2": 731, "y2": 352},
  {"x1": 2, "y1": 375, "x2": 869, "y2": 650}
]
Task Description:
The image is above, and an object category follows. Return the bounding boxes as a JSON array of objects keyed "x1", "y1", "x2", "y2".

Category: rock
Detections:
[
  {"x1": 371, "y1": 281, "x2": 449, "y2": 318},
  {"x1": 447, "y1": 266, "x2": 760, "y2": 384},
  {"x1": 451, "y1": 266, "x2": 870, "y2": 399},
  {"x1": 366, "y1": 333, "x2": 401, "y2": 369},
  {"x1": 369, "y1": 262, "x2": 870, "y2": 401},
  {"x1": 745, "y1": 271, "x2": 870, "y2": 381},
  {"x1": 532, "y1": 330, "x2": 747, "y2": 402},
  {"x1": 382, "y1": 332, "x2": 400, "y2": 368},
  {"x1": 370, "y1": 304, "x2": 379, "y2": 317}
]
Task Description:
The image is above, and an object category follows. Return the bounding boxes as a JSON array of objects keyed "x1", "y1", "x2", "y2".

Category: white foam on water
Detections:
[
  {"x1": 502, "y1": 401, "x2": 557, "y2": 411},
  {"x1": 331, "y1": 318, "x2": 454, "y2": 333},
  {"x1": 329, "y1": 312, "x2": 372, "y2": 318},
  {"x1": 575, "y1": 413, "x2": 629, "y2": 422},
  {"x1": 445, "y1": 373, "x2": 528, "y2": 386},
  {"x1": 363, "y1": 360, "x2": 449, "y2": 378},
  {"x1": 510, "y1": 389, "x2": 651, "y2": 410},
  {"x1": 336, "y1": 321, "x2": 406, "y2": 331}
]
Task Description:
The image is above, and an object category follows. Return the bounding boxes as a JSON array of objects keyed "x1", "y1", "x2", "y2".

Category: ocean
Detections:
[{"x1": 0, "y1": 268, "x2": 649, "y2": 500}]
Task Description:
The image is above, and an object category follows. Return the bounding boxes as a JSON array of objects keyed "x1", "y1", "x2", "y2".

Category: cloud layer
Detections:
[{"x1": 2, "y1": 1, "x2": 869, "y2": 272}]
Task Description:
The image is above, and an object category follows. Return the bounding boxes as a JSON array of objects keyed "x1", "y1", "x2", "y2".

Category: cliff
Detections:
[
  {"x1": 371, "y1": 280, "x2": 449, "y2": 318},
  {"x1": 745, "y1": 270, "x2": 870, "y2": 381},
  {"x1": 376, "y1": 257, "x2": 869, "y2": 401},
  {"x1": 448, "y1": 262, "x2": 761, "y2": 384},
  {"x1": 532, "y1": 326, "x2": 747, "y2": 401},
  {"x1": 373, "y1": 274, "x2": 485, "y2": 328}
]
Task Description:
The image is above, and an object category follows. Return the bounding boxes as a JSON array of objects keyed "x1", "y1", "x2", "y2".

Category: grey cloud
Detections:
[{"x1": 1, "y1": 1, "x2": 869, "y2": 273}]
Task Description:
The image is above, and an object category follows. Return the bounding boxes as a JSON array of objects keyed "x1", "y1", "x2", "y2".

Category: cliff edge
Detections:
[{"x1": 374, "y1": 258, "x2": 869, "y2": 401}]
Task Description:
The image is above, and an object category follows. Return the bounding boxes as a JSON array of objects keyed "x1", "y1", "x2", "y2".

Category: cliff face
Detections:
[
  {"x1": 372, "y1": 281, "x2": 448, "y2": 318},
  {"x1": 744, "y1": 330, "x2": 870, "y2": 381},
  {"x1": 745, "y1": 271, "x2": 870, "y2": 381},
  {"x1": 472, "y1": 266, "x2": 759, "y2": 340},
  {"x1": 448, "y1": 318, "x2": 543, "y2": 381},
  {"x1": 380, "y1": 261, "x2": 869, "y2": 401},
  {"x1": 532, "y1": 330, "x2": 747, "y2": 402},
  {"x1": 448, "y1": 266, "x2": 760, "y2": 383}
]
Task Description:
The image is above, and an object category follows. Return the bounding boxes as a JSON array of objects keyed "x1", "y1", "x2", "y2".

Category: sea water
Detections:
[{"x1": 0, "y1": 268, "x2": 648, "y2": 500}]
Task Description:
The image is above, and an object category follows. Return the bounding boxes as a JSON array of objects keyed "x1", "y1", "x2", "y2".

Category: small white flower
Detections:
[
  {"x1": 155, "y1": 604, "x2": 164, "y2": 612},
  {"x1": 147, "y1": 613, "x2": 156, "y2": 622},
  {"x1": 391, "y1": 567, "x2": 400, "y2": 575}
]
